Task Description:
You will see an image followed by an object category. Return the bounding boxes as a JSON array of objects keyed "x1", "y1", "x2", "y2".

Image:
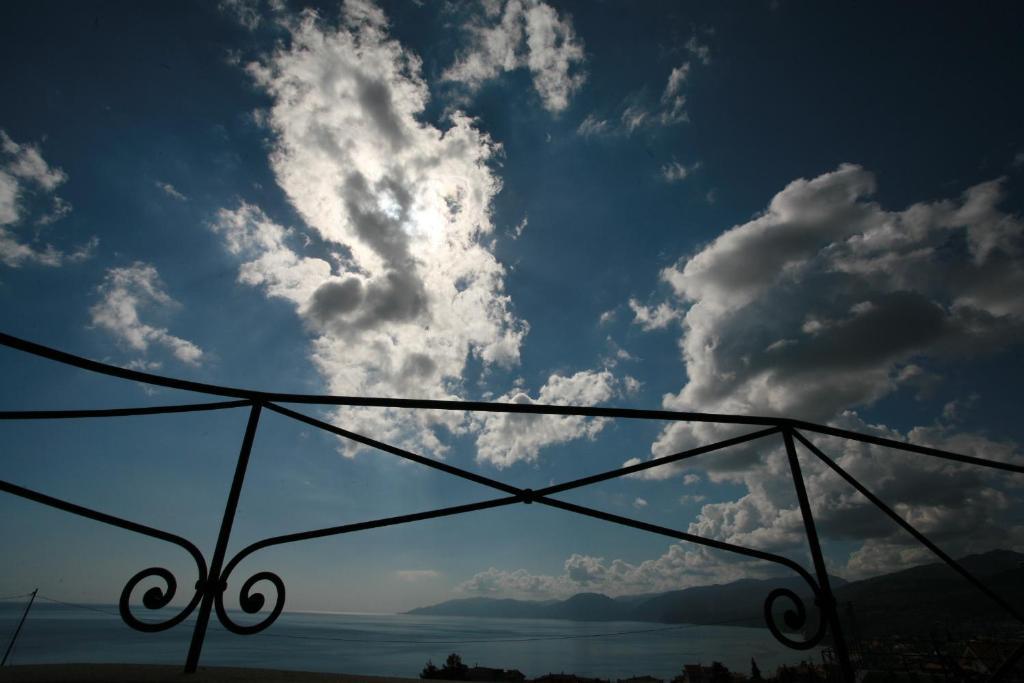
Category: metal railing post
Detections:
[
  {"x1": 1, "y1": 588, "x2": 37, "y2": 667},
  {"x1": 183, "y1": 401, "x2": 262, "y2": 673},
  {"x1": 781, "y1": 428, "x2": 854, "y2": 682}
]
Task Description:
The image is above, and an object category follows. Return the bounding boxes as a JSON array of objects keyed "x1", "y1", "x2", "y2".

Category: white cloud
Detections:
[
  {"x1": 218, "y1": 0, "x2": 280, "y2": 30},
  {"x1": 36, "y1": 196, "x2": 72, "y2": 226},
  {"x1": 456, "y1": 565, "x2": 567, "y2": 599},
  {"x1": 577, "y1": 36, "x2": 711, "y2": 139},
  {"x1": 685, "y1": 35, "x2": 711, "y2": 66},
  {"x1": 592, "y1": 61, "x2": 698, "y2": 138},
  {"x1": 156, "y1": 181, "x2": 187, "y2": 201},
  {"x1": 660, "y1": 160, "x2": 700, "y2": 183},
  {"x1": 633, "y1": 497, "x2": 648, "y2": 509},
  {"x1": 473, "y1": 369, "x2": 620, "y2": 468},
  {"x1": 625, "y1": 163, "x2": 1024, "y2": 575},
  {"x1": 576, "y1": 114, "x2": 611, "y2": 138},
  {"x1": 659, "y1": 63, "x2": 690, "y2": 125},
  {"x1": 602, "y1": 54, "x2": 711, "y2": 136},
  {"x1": 598, "y1": 308, "x2": 616, "y2": 325},
  {"x1": 620, "y1": 105, "x2": 649, "y2": 134},
  {"x1": 443, "y1": 0, "x2": 586, "y2": 114},
  {"x1": 0, "y1": 130, "x2": 95, "y2": 267},
  {"x1": 457, "y1": 545, "x2": 773, "y2": 600},
  {"x1": 214, "y1": 1, "x2": 536, "y2": 457},
  {"x1": 90, "y1": 262, "x2": 204, "y2": 366},
  {"x1": 663, "y1": 63, "x2": 690, "y2": 100},
  {"x1": 941, "y1": 393, "x2": 977, "y2": 423},
  {"x1": 211, "y1": 202, "x2": 332, "y2": 306},
  {"x1": 0, "y1": 172, "x2": 19, "y2": 227},
  {"x1": 0, "y1": 130, "x2": 66, "y2": 191},
  {"x1": 511, "y1": 215, "x2": 528, "y2": 239},
  {"x1": 628, "y1": 298, "x2": 679, "y2": 331}
]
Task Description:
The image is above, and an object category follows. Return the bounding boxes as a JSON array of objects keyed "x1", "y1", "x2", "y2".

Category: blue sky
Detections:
[{"x1": 1, "y1": 0, "x2": 1023, "y2": 618}]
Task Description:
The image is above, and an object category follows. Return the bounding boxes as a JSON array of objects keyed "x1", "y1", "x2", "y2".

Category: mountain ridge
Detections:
[{"x1": 408, "y1": 550, "x2": 1024, "y2": 635}]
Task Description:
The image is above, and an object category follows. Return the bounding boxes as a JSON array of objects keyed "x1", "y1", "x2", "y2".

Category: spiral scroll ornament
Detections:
[
  {"x1": 763, "y1": 586, "x2": 828, "y2": 650},
  {"x1": 118, "y1": 566, "x2": 205, "y2": 633},
  {"x1": 214, "y1": 570, "x2": 286, "y2": 635}
]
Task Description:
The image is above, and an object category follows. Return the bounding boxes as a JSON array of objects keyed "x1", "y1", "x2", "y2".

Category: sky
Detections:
[{"x1": 1, "y1": 0, "x2": 1024, "y2": 620}]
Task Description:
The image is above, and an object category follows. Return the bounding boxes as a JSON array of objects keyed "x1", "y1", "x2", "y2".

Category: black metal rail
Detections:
[{"x1": 1, "y1": 331, "x2": 1021, "y2": 681}]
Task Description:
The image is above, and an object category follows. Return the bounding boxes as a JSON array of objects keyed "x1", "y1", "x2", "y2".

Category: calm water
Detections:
[{"x1": 0, "y1": 601, "x2": 820, "y2": 679}]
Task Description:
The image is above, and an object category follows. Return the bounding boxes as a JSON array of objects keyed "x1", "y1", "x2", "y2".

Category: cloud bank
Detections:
[
  {"x1": 624, "y1": 164, "x2": 1024, "y2": 576},
  {"x1": 463, "y1": 165, "x2": 1024, "y2": 599},
  {"x1": 457, "y1": 546, "x2": 769, "y2": 600},
  {"x1": 212, "y1": 0, "x2": 618, "y2": 460}
]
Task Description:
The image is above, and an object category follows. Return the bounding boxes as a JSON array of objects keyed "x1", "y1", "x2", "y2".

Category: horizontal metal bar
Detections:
[
  {"x1": 0, "y1": 332, "x2": 249, "y2": 400},
  {"x1": 222, "y1": 496, "x2": 521, "y2": 579},
  {"x1": 2, "y1": 332, "x2": 1013, "y2": 473},
  {"x1": 792, "y1": 430, "x2": 1024, "y2": 624},
  {"x1": 270, "y1": 397, "x2": 779, "y2": 425},
  {"x1": 0, "y1": 332, "x2": 776, "y2": 425},
  {"x1": 0, "y1": 477, "x2": 207, "y2": 576},
  {"x1": 792, "y1": 419, "x2": 1024, "y2": 474},
  {"x1": 0, "y1": 399, "x2": 251, "y2": 420}
]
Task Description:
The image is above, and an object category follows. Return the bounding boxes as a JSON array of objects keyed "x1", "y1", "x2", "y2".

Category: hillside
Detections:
[{"x1": 409, "y1": 550, "x2": 1024, "y2": 636}]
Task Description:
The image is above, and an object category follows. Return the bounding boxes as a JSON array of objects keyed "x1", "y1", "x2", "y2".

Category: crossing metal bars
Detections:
[{"x1": 1, "y1": 331, "x2": 1022, "y2": 681}]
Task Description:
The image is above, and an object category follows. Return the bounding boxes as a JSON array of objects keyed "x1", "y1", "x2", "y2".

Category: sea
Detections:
[{"x1": 0, "y1": 601, "x2": 821, "y2": 680}]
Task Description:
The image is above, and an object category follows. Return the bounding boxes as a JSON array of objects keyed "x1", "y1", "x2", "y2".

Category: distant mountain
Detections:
[
  {"x1": 407, "y1": 595, "x2": 591, "y2": 621},
  {"x1": 408, "y1": 574, "x2": 845, "y2": 626},
  {"x1": 832, "y1": 549, "x2": 1024, "y2": 636},
  {"x1": 547, "y1": 592, "x2": 626, "y2": 621},
  {"x1": 407, "y1": 597, "x2": 552, "y2": 619},
  {"x1": 408, "y1": 550, "x2": 1024, "y2": 636},
  {"x1": 629, "y1": 574, "x2": 847, "y2": 627},
  {"x1": 408, "y1": 592, "x2": 634, "y2": 622}
]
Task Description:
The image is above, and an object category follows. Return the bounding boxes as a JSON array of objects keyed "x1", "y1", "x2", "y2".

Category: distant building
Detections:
[
  {"x1": 616, "y1": 676, "x2": 664, "y2": 683},
  {"x1": 422, "y1": 654, "x2": 526, "y2": 682},
  {"x1": 531, "y1": 674, "x2": 610, "y2": 683},
  {"x1": 467, "y1": 666, "x2": 526, "y2": 682},
  {"x1": 959, "y1": 639, "x2": 1024, "y2": 677},
  {"x1": 772, "y1": 660, "x2": 825, "y2": 682},
  {"x1": 671, "y1": 662, "x2": 732, "y2": 683}
]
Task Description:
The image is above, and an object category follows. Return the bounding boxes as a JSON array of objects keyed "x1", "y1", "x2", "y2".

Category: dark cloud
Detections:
[
  {"x1": 355, "y1": 74, "x2": 408, "y2": 150},
  {"x1": 342, "y1": 171, "x2": 415, "y2": 267},
  {"x1": 308, "y1": 276, "x2": 364, "y2": 324},
  {"x1": 360, "y1": 268, "x2": 428, "y2": 325},
  {"x1": 399, "y1": 352, "x2": 437, "y2": 380}
]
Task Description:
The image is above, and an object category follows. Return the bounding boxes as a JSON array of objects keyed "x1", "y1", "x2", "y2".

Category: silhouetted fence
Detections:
[{"x1": 0, "y1": 331, "x2": 1021, "y2": 682}]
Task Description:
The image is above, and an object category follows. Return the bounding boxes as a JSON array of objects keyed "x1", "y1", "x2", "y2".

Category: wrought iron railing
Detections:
[{"x1": 0, "y1": 330, "x2": 1021, "y2": 681}]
